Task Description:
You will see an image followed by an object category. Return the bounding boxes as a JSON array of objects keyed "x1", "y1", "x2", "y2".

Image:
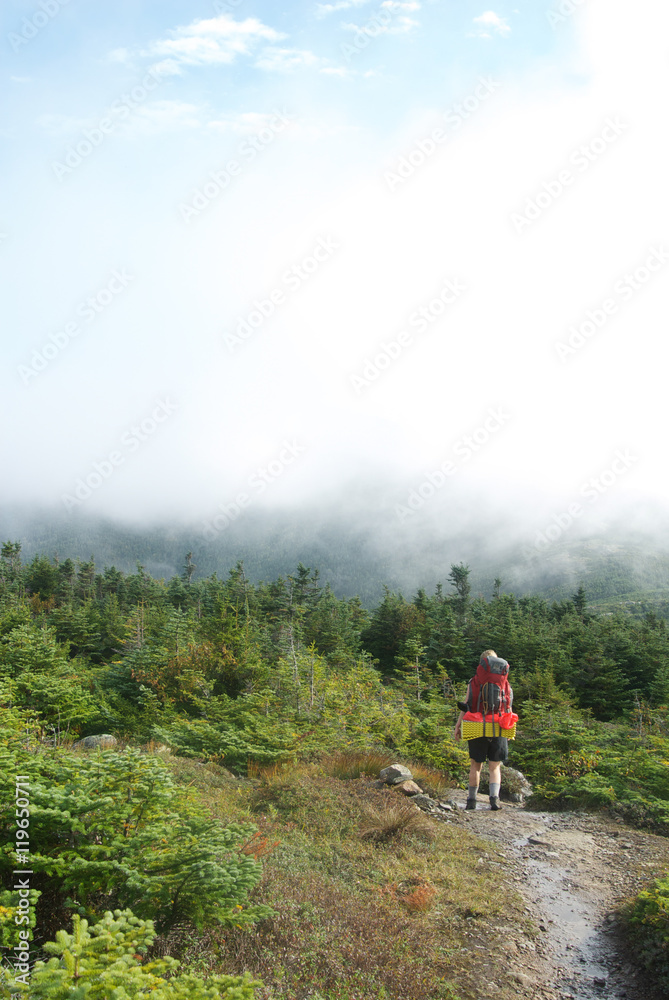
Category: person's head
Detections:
[{"x1": 480, "y1": 649, "x2": 497, "y2": 663}]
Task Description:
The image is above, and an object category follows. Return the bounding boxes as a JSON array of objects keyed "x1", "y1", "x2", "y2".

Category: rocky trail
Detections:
[{"x1": 450, "y1": 790, "x2": 669, "y2": 1000}]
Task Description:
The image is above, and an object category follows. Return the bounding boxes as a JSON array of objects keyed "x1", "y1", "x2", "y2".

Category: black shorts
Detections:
[{"x1": 468, "y1": 736, "x2": 509, "y2": 763}]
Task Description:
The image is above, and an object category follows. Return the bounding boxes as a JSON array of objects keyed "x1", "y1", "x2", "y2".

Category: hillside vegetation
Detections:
[{"x1": 2, "y1": 542, "x2": 669, "y2": 997}]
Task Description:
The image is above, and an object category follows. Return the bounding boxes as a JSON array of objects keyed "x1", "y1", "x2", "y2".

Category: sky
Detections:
[{"x1": 2, "y1": 0, "x2": 668, "y2": 546}]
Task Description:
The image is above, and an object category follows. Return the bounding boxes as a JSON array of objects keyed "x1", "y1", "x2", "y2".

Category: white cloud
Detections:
[
  {"x1": 140, "y1": 14, "x2": 285, "y2": 72},
  {"x1": 380, "y1": 1, "x2": 421, "y2": 10},
  {"x1": 316, "y1": 0, "x2": 372, "y2": 16},
  {"x1": 129, "y1": 101, "x2": 203, "y2": 133},
  {"x1": 320, "y1": 65, "x2": 353, "y2": 77},
  {"x1": 207, "y1": 110, "x2": 293, "y2": 133},
  {"x1": 341, "y1": 15, "x2": 418, "y2": 34},
  {"x1": 387, "y1": 16, "x2": 420, "y2": 33},
  {"x1": 254, "y1": 47, "x2": 321, "y2": 72},
  {"x1": 148, "y1": 58, "x2": 184, "y2": 77},
  {"x1": 470, "y1": 10, "x2": 511, "y2": 38},
  {"x1": 37, "y1": 101, "x2": 204, "y2": 138},
  {"x1": 37, "y1": 113, "x2": 94, "y2": 137},
  {"x1": 342, "y1": 2, "x2": 420, "y2": 35}
]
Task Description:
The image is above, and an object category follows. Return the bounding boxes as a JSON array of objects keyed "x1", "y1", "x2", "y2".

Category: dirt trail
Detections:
[{"x1": 451, "y1": 791, "x2": 669, "y2": 999}]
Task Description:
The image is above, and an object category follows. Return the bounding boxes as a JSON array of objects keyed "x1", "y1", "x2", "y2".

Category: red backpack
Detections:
[{"x1": 467, "y1": 655, "x2": 513, "y2": 733}]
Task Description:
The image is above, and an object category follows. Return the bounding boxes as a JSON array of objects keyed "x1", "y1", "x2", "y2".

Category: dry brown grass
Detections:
[
  {"x1": 407, "y1": 759, "x2": 457, "y2": 799},
  {"x1": 247, "y1": 760, "x2": 291, "y2": 781},
  {"x1": 320, "y1": 748, "x2": 396, "y2": 780},
  {"x1": 359, "y1": 796, "x2": 436, "y2": 843}
]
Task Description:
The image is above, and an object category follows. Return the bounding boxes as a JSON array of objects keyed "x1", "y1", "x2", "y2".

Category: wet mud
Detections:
[{"x1": 453, "y1": 794, "x2": 669, "y2": 999}]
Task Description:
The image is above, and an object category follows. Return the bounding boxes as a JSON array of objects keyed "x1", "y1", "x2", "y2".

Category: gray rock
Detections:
[
  {"x1": 379, "y1": 763, "x2": 413, "y2": 784},
  {"x1": 477, "y1": 763, "x2": 532, "y2": 801},
  {"x1": 72, "y1": 734, "x2": 118, "y2": 750},
  {"x1": 396, "y1": 779, "x2": 423, "y2": 795},
  {"x1": 501, "y1": 766, "x2": 532, "y2": 802},
  {"x1": 411, "y1": 794, "x2": 436, "y2": 811}
]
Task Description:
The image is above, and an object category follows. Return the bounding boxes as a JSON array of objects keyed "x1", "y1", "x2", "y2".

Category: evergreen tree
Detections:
[
  {"x1": 26, "y1": 555, "x2": 59, "y2": 601},
  {"x1": 423, "y1": 599, "x2": 469, "y2": 683},
  {"x1": 572, "y1": 584, "x2": 588, "y2": 617},
  {"x1": 0, "y1": 541, "x2": 23, "y2": 596},
  {"x1": 360, "y1": 588, "x2": 423, "y2": 675},
  {"x1": 182, "y1": 551, "x2": 197, "y2": 586},
  {"x1": 448, "y1": 562, "x2": 471, "y2": 620}
]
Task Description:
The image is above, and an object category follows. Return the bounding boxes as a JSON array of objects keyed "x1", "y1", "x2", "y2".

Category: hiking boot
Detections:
[
  {"x1": 489, "y1": 797, "x2": 503, "y2": 811},
  {"x1": 465, "y1": 798, "x2": 477, "y2": 810}
]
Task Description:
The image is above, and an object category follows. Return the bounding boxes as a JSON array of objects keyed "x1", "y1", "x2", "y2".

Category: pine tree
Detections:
[{"x1": 448, "y1": 562, "x2": 471, "y2": 620}]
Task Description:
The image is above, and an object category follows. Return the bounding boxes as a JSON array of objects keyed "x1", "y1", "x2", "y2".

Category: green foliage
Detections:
[
  {"x1": 0, "y1": 888, "x2": 40, "y2": 947},
  {"x1": 0, "y1": 621, "x2": 71, "y2": 677},
  {"x1": 511, "y1": 703, "x2": 669, "y2": 830},
  {"x1": 154, "y1": 713, "x2": 299, "y2": 769},
  {"x1": 360, "y1": 588, "x2": 423, "y2": 675},
  {"x1": 4, "y1": 547, "x2": 669, "y2": 843},
  {"x1": 624, "y1": 876, "x2": 669, "y2": 991},
  {"x1": 3, "y1": 909, "x2": 260, "y2": 999},
  {"x1": 0, "y1": 746, "x2": 273, "y2": 934},
  {"x1": 396, "y1": 694, "x2": 470, "y2": 776}
]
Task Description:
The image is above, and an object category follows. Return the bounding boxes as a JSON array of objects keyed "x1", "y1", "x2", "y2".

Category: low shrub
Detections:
[
  {"x1": 0, "y1": 745, "x2": 273, "y2": 940},
  {"x1": 0, "y1": 908, "x2": 261, "y2": 999},
  {"x1": 623, "y1": 875, "x2": 669, "y2": 991}
]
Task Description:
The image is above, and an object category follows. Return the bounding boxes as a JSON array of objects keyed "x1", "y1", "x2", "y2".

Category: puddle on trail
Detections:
[{"x1": 513, "y1": 828, "x2": 629, "y2": 1000}]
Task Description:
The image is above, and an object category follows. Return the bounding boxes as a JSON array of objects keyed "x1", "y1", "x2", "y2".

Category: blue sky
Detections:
[{"x1": 2, "y1": 0, "x2": 668, "y2": 541}]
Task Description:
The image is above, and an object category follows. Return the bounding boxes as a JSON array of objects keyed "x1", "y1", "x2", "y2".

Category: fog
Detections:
[{"x1": 2, "y1": 0, "x2": 668, "y2": 564}]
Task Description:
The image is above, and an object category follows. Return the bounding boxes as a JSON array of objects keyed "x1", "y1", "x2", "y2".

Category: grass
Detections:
[
  {"x1": 359, "y1": 796, "x2": 436, "y2": 843},
  {"x1": 319, "y1": 749, "x2": 396, "y2": 780},
  {"x1": 163, "y1": 752, "x2": 533, "y2": 1000}
]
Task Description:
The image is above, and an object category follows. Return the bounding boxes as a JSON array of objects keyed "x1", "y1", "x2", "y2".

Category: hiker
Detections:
[{"x1": 453, "y1": 648, "x2": 514, "y2": 811}]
